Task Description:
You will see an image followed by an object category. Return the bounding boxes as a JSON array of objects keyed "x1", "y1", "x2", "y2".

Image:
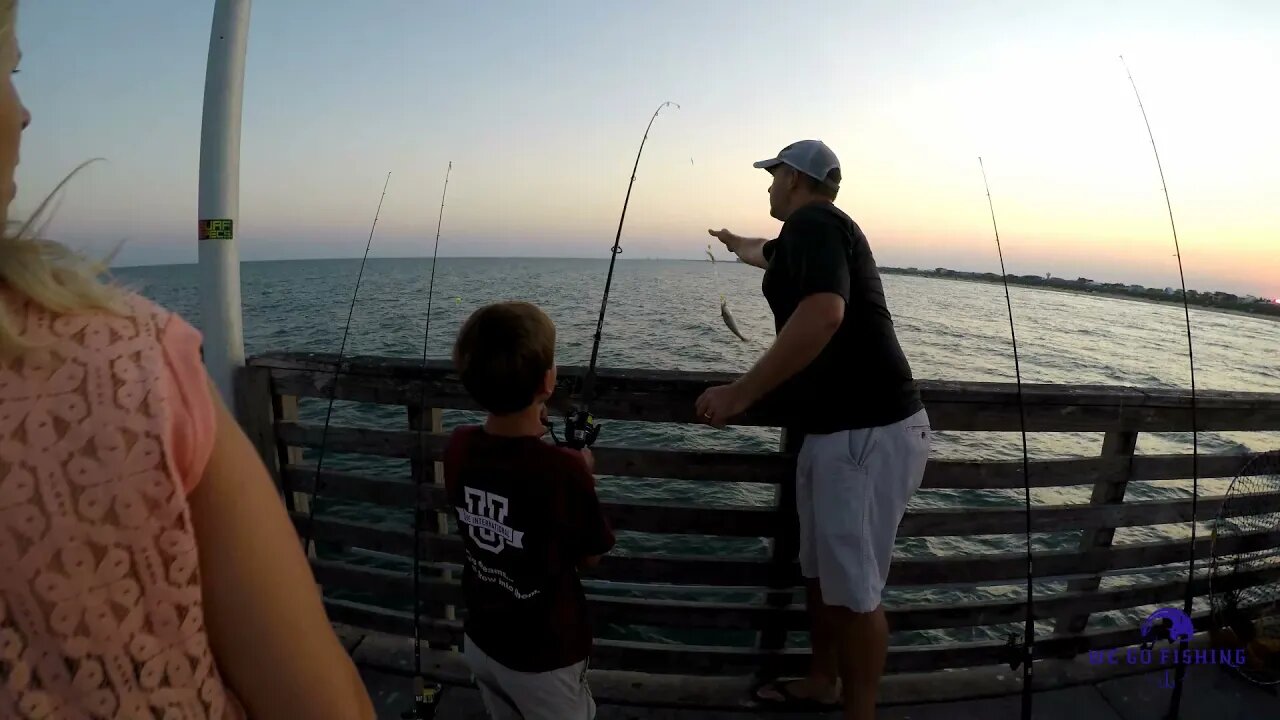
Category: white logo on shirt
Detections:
[{"x1": 459, "y1": 488, "x2": 524, "y2": 554}]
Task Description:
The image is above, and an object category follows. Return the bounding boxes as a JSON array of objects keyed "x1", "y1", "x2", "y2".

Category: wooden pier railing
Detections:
[{"x1": 235, "y1": 352, "x2": 1280, "y2": 706}]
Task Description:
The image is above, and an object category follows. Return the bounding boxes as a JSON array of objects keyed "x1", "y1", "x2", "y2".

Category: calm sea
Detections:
[{"x1": 113, "y1": 258, "x2": 1280, "y2": 645}]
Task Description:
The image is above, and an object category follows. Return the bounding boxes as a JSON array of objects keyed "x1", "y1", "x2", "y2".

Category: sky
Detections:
[{"x1": 11, "y1": 0, "x2": 1280, "y2": 298}]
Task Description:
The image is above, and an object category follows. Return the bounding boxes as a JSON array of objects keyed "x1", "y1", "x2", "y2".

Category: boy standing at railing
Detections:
[{"x1": 444, "y1": 301, "x2": 616, "y2": 720}]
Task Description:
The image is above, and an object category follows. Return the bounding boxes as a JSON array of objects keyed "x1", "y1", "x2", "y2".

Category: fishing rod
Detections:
[
  {"x1": 559, "y1": 100, "x2": 679, "y2": 449},
  {"x1": 979, "y1": 158, "x2": 1035, "y2": 720},
  {"x1": 1119, "y1": 55, "x2": 1199, "y2": 720},
  {"x1": 302, "y1": 172, "x2": 391, "y2": 557},
  {"x1": 404, "y1": 162, "x2": 452, "y2": 719}
]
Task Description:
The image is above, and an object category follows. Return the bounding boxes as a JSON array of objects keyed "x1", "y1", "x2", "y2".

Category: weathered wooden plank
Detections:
[
  {"x1": 252, "y1": 353, "x2": 1280, "y2": 432},
  {"x1": 277, "y1": 422, "x2": 422, "y2": 458},
  {"x1": 291, "y1": 514, "x2": 1280, "y2": 588},
  {"x1": 283, "y1": 451, "x2": 1257, "y2": 499},
  {"x1": 898, "y1": 491, "x2": 1280, "y2": 537},
  {"x1": 889, "y1": 528, "x2": 1280, "y2": 585},
  {"x1": 278, "y1": 422, "x2": 793, "y2": 483},
  {"x1": 322, "y1": 598, "x2": 460, "y2": 645},
  {"x1": 248, "y1": 352, "x2": 1275, "y2": 408},
  {"x1": 604, "y1": 502, "x2": 779, "y2": 537},
  {"x1": 283, "y1": 464, "x2": 446, "y2": 508},
  {"x1": 311, "y1": 560, "x2": 464, "y2": 614},
  {"x1": 290, "y1": 514, "x2": 464, "y2": 563},
  {"x1": 582, "y1": 608, "x2": 1239, "y2": 675},
  {"x1": 590, "y1": 554, "x2": 778, "y2": 586},
  {"x1": 305, "y1": 559, "x2": 1280, "y2": 633},
  {"x1": 924, "y1": 452, "x2": 1258, "y2": 490},
  {"x1": 288, "y1": 453, "x2": 1280, "y2": 538},
  {"x1": 282, "y1": 448, "x2": 1257, "y2": 496},
  {"x1": 286, "y1": 473, "x2": 778, "y2": 537}
]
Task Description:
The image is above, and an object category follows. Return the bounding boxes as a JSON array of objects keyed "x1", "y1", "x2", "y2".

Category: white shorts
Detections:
[
  {"x1": 796, "y1": 408, "x2": 930, "y2": 612},
  {"x1": 463, "y1": 634, "x2": 596, "y2": 720}
]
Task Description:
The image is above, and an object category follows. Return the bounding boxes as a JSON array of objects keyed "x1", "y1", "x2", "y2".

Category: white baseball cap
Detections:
[{"x1": 753, "y1": 139, "x2": 841, "y2": 192}]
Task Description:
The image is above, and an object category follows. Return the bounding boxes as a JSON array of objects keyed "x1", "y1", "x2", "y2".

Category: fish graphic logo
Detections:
[{"x1": 1140, "y1": 607, "x2": 1195, "y2": 648}]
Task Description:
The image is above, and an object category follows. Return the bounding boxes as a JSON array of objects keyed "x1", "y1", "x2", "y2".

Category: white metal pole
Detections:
[{"x1": 197, "y1": 0, "x2": 251, "y2": 407}]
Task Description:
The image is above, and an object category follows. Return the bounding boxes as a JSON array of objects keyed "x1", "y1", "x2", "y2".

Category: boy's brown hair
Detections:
[{"x1": 453, "y1": 301, "x2": 557, "y2": 415}]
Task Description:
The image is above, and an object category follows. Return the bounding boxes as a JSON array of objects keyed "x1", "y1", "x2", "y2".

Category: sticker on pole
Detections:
[{"x1": 198, "y1": 219, "x2": 234, "y2": 240}]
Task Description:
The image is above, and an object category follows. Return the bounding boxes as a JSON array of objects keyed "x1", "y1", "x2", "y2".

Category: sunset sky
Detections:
[{"x1": 13, "y1": 0, "x2": 1280, "y2": 298}]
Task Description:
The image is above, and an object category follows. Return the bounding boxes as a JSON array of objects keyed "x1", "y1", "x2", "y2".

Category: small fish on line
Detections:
[
  {"x1": 721, "y1": 296, "x2": 747, "y2": 342},
  {"x1": 707, "y1": 243, "x2": 747, "y2": 341}
]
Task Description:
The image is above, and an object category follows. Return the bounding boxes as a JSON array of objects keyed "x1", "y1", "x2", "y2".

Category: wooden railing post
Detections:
[
  {"x1": 233, "y1": 364, "x2": 279, "y2": 481},
  {"x1": 1052, "y1": 430, "x2": 1139, "y2": 635},
  {"x1": 409, "y1": 404, "x2": 454, "y2": 649},
  {"x1": 274, "y1": 395, "x2": 307, "y2": 511},
  {"x1": 756, "y1": 428, "x2": 802, "y2": 679}
]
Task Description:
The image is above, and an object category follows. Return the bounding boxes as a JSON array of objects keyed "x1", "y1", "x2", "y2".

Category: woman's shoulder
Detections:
[{"x1": 2, "y1": 286, "x2": 201, "y2": 365}]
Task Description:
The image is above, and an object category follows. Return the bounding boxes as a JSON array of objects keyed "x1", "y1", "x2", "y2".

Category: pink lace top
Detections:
[{"x1": 0, "y1": 289, "x2": 245, "y2": 719}]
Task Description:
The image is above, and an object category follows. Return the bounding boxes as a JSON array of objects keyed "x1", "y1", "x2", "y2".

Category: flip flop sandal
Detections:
[{"x1": 751, "y1": 679, "x2": 842, "y2": 711}]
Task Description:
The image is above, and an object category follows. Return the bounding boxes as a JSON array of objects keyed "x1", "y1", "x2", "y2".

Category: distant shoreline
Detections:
[{"x1": 888, "y1": 271, "x2": 1280, "y2": 325}]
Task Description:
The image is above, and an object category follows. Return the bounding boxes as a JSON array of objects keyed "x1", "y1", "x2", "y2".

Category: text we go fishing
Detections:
[
  {"x1": 1087, "y1": 607, "x2": 1247, "y2": 688},
  {"x1": 1087, "y1": 647, "x2": 1247, "y2": 668}
]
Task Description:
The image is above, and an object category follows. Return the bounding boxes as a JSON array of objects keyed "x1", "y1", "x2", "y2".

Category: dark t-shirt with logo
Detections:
[
  {"x1": 761, "y1": 201, "x2": 923, "y2": 433},
  {"x1": 443, "y1": 425, "x2": 615, "y2": 673}
]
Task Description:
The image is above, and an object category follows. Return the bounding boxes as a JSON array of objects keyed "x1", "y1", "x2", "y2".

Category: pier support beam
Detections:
[{"x1": 197, "y1": 0, "x2": 252, "y2": 408}]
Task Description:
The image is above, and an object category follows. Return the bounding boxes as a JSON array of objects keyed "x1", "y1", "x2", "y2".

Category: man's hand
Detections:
[
  {"x1": 695, "y1": 382, "x2": 755, "y2": 429},
  {"x1": 579, "y1": 447, "x2": 595, "y2": 474},
  {"x1": 708, "y1": 228, "x2": 742, "y2": 254},
  {"x1": 709, "y1": 229, "x2": 769, "y2": 269}
]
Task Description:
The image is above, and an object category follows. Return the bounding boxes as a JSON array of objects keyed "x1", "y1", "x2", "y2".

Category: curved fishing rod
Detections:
[
  {"x1": 1120, "y1": 55, "x2": 1199, "y2": 720},
  {"x1": 979, "y1": 158, "x2": 1035, "y2": 720},
  {"x1": 303, "y1": 172, "x2": 392, "y2": 556},
  {"x1": 562, "y1": 100, "x2": 679, "y2": 449},
  {"x1": 405, "y1": 162, "x2": 452, "y2": 719}
]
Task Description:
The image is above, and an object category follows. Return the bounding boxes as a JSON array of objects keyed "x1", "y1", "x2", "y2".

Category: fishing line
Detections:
[
  {"x1": 303, "y1": 172, "x2": 391, "y2": 556},
  {"x1": 561, "y1": 100, "x2": 679, "y2": 449},
  {"x1": 405, "y1": 162, "x2": 452, "y2": 718},
  {"x1": 1119, "y1": 55, "x2": 1199, "y2": 720},
  {"x1": 979, "y1": 158, "x2": 1035, "y2": 720},
  {"x1": 706, "y1": 244, "x2": 747, "y2": 341}
]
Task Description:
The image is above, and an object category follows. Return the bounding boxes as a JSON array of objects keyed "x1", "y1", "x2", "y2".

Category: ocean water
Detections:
[{"x1": 114, "y1": 258, "x2": 1280, "y2": 645}]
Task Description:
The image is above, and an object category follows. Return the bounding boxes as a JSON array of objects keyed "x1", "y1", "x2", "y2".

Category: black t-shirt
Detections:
[
  {"x1": 443, "y1": 426, "x2": 615, "y2": 672},
  {"x1": 761, "y1": 201, "x2": 923, "y2": 433}
]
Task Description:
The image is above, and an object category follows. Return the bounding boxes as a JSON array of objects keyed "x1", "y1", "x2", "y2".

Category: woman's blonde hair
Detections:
[{"x1": 0, "y1": 0, "x2": 126, "y2": 357}]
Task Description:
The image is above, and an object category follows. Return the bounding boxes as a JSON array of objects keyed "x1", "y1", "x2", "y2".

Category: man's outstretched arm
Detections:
[{"x1": 709, "y1": 229, "x2": 770, "y2": 269}]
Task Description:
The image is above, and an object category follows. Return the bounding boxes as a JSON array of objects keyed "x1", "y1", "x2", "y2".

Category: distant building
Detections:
[
  {"x1": 1164, "y1": 288, "x2": 1176, "y2": 295},
  {"x1": 1076, "y1": 277, "x2": 1095, "y2": 285},
  {"x1": 1127, "y1": 285, "x2": 1145, "y2": 292}
]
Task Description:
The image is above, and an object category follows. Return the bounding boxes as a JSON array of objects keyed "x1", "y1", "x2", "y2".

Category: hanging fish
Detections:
[
  {"x1": 720, "y1": 295, "x2": 747, "y2": 341},
  {"x1": 707, "y1": 244, "x2": 747, "y2": 341}
]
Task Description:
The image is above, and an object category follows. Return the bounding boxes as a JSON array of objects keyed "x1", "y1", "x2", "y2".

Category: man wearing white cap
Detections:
[{"x1": 696, "y1": 140, "x2": 930, "y2": 719}]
